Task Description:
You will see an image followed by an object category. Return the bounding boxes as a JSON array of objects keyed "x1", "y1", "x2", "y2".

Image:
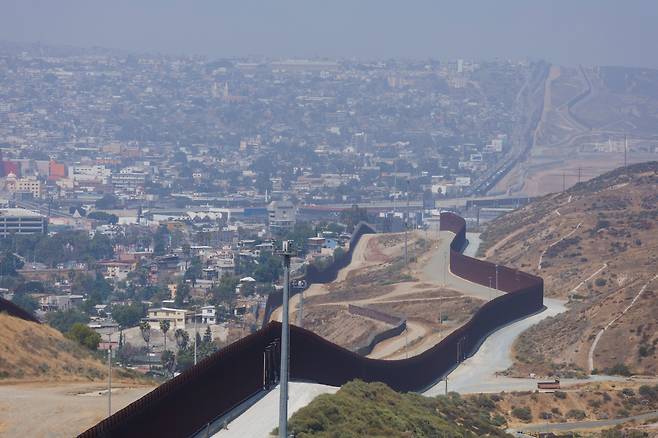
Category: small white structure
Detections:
[{"x1": 200, "y1": 305, "x2": 217, "y2": 324}]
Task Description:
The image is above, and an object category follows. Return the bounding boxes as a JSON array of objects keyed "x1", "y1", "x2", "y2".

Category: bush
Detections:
[
  {"x1": 595, "y1": 278, "x2": 607, "y2": 287},
  {"x1": 622, "y1": 388, "x2": 635, "y2": 397},
  {"x1": 566, "y1": 409, "x2": 586, "y2": 420},
  {"x1": 605, "y1": 363, "x2": 632, "y2": 376},
  {"x1": 638, "y1": 385, "x2": 658, "y2": 401},
  {"x1": 66, "y1": 323, "x2": 101, "y2": 350},
  {"x1": 511, "y1": 407, "x2": 532, "y2": 422},
  {"x1": 554, "y1": 391, "x2": 567, "y2": 399}
]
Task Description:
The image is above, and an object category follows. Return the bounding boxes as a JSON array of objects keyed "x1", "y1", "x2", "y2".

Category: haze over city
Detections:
[{"x1": 2, "y1": 1, "x2": 658, "y2": 67}]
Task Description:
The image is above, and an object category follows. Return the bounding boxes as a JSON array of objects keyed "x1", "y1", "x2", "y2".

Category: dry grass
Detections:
[
  {"x1": 0, "y1": 313, "x2": 108, "y2": 382},
  {"x1": 482, "y1": 162, "x2": 658, "y2": 376}
]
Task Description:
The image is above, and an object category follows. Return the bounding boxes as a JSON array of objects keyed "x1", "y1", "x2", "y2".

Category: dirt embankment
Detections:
[
  {"x1": 482, "y1": 163, "x2": 658, "y2": 376},
  {"x1": 0, "y1": 313, "x2": 109, "y2": 381},
  {"x1": 297, "y1": 231, "x2": 484, "y2": 359}
]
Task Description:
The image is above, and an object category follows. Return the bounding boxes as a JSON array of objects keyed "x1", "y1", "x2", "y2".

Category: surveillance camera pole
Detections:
[{"x1": 278, "y1": 240, "x2": 294, "y2": 438}]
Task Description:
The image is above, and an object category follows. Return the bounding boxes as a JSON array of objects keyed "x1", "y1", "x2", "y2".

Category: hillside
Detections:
[
  {"x1": 481, "y1": 162, "x2": 658, "y2": 376},
  {"x1": 0, "y1": 313, "x2": 108, "y2": 381},
  {"x1": 280, "y1": 380, "x2": 511, "y2": 437}
]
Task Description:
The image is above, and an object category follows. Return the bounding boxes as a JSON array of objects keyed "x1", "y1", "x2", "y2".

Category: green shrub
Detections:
[
  {"x1": 65, "y1": 323, "x2": 101, "y2": 350},
  {"x1": 554, "y1": 390, "x2": 567, "y2": 399},
  {"x1": 566, "y1": 409, "x2": 586, "y2": 420},
  {"x1": 511, "y1": 407, "x2": 532, "y2": 422},
  {"x1": 605, "y1": 363, "x2": 632, "y2": 376},
  {"x1": 638, "y1": 385, "x2": 658, "y2": 401}
]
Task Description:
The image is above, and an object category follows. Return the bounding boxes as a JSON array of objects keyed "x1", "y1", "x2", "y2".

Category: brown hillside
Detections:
[
  {"x1": 481, "y1": 162, "x2": 658, "y2": 376},
  {"x1": 0, "y1": 313, "x2": 108, "y2": 381}
]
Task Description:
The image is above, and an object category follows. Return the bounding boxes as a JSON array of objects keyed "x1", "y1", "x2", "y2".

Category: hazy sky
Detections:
[{"x1": 2, "y1": 1, "x2": 658, "y2": 67}]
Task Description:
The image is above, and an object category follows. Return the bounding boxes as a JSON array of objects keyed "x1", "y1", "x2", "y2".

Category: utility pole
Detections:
[
  {"x1": 495, "y1": 265, "x2": 499, "y2": 291},
  {"x1": 577, "y1": 167, "x2": 582, "y2": 184},
  {"x1": 562, "y1": 173, "x2": 566, "y2": 192},
  {"x1": 193, "y1": 306, "x2": 198, "y2": 366},
  {"x1": 404, "y1": 180, "x2": 409, "y2": 267},
  {"x1": 278, "y1": 240, "x2": 294, "y2": 438},
  {"x1": 624, "y1": 134, "x2": 628, "y2": 168},
  {"x1": 297, "y1": 287, "x2": 304, "y2": 328},
  {"x1": 107, "y1": 333, "x2": 112, "y2": 417}
]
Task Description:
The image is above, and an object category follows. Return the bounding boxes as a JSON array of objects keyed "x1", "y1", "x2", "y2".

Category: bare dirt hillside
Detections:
[
  {"x1": 481, "y1": 162, "x2": 658, "y2": 377},
  {"x1": 299, "y1": 231, "x2": 484, "y2": 359},
  {"x1": 0, "y1": 313, "x2": 108, "y2": 381}
]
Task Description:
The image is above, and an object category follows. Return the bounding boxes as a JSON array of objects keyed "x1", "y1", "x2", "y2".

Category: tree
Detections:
[
  {"x1": 46, "y1": 309, "x2": 90, "y2": 333},
  {"x1": 87, "y1": 211, "x2": 119, "y2": 224},
  {"x1": 174, "y1": 328, "x2": 189, "y2": 350},
  {"x1": 66, "y1": 323, "x2": 101, "y2": 350},
  {"x1": 153, "y1": 225, "x2": 168, "y2": 256},
  {"x1": 161, "y1": 350, "x2": 175, "y2": 377},
  {"x1": 0, "y1": 252, "x2": 24, "y2": 276},
  {"x1": 140, "y1": 321, "x2": 151, "y2": 350},
  {"x1": 210, "y1": 276, "x2": 239, "y2": 306},
  {"x1": 14, "y1": 281, "x2": 45, "y2": 294},
  {"x1": 11, "y1": 293, "x2": 38, "y2": 315},
  {"x1": 160, "y1": 320, "x2": 171, "y2": 352},
  {"x1": 184, "y1": 257, "x2": 203, "y2": 286},
  {"x1": 174, "y1": 281, "x2": 190, "y2": 307},
  {"x1": 111, "y1": 303, "x2": 146, "y2": 328},
  {"x1": 203, "y1": 325, "x2": 212, "y2": 343},
  {"x1": 95, "y1": 194, "x2": 119, "y2": 209}
]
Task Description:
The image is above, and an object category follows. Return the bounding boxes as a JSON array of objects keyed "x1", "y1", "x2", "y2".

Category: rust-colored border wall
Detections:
[{"x1": 79, "y1": 212, "x2": 543, "y2": 438}]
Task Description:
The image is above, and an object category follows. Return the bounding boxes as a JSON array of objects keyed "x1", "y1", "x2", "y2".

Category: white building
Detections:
[
  {"x1": 69, "y1": 165, "x2": 111, "y2": 184},
  {"x1": 267, "y1": 200, "x2": 296, "y2": 232},
  {"x1": 200, "y1": 305, "x2": 217, "y2": 325}
]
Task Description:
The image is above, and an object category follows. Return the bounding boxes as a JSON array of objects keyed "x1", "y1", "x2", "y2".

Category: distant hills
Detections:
[{"x1": 481, "y1": 162, "x2": 657, "y2": 376}]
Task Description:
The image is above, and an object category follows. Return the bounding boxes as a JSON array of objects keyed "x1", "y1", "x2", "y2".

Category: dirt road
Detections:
[{"x1": 0, "y1": 381, "x2": 155, "y2": 437}]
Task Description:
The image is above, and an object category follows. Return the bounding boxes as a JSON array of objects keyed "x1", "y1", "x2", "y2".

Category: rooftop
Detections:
[{"x1": 0, "y1": 208, "x2": 44, "y2": 218}]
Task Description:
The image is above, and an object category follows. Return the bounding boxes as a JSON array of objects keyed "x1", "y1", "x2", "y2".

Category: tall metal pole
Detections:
[
  {"x1": 297, "y1": 288, "x2": 304, "y2": 328},
  {"x1": 107, "y1": 333, "x2": 112, "y2": 417},
  {"x1": 279, "y1": 241, "x2": 292, "y2": 438},
  {"x1": 194, "y1": 307, "x2": 198, "y2": 366},
  {"x1": 495, "y1": 265, "x2": 499, "y2": 290},
  {"x1": 404, "y1": 180, "x2": 409, "y2": 267}
]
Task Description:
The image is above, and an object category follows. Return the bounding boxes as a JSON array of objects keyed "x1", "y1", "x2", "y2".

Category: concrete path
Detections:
[
  {"x1": 423, "y1": 298, "x2": 569, "y2": 395},
  {"x1": 212, "y1": 382, "x2": 337, "y2": 438}
]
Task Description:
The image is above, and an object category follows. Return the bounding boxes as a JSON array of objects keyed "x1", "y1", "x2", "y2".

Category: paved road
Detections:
[
  {"x1": 509, "y1": 410, "x2": 658, "y2": 434},
  {"x1": 423, "y1": 298, "x2": 569, "y2": 395},
  {"x1": 212, "y1": 382, "x2": 337, "y2": 438}
]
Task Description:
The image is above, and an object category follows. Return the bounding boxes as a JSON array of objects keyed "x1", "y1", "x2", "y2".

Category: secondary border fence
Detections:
[
  {"x1": 348, "y1": 304, "x2": 407, "y2": 356},
  {"x1": 261, "y1": 221, "x2": 377, "y2": 326},
  {"x1": 0, "y1": 297, "x2": 40, "y2": 323},
  {"x1": 79, "y1": 212, "x2": 543, "y2": 438}
]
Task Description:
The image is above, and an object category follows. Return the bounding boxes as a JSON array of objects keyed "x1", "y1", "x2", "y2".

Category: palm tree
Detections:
[
  {"x1": 174, "y1": 328, "x2": 189, "y2": 350},
  {"x1": 139, "y1": 321, "x2": 151, "y2": 370},
  {"x1": 160, "y1": 320, "x2": 171, "y2": 352}
]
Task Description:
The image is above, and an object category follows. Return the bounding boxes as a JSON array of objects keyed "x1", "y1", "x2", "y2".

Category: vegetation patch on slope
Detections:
[{"x1": 278, "y1": 380, "x2": 511, "y2": 437}]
